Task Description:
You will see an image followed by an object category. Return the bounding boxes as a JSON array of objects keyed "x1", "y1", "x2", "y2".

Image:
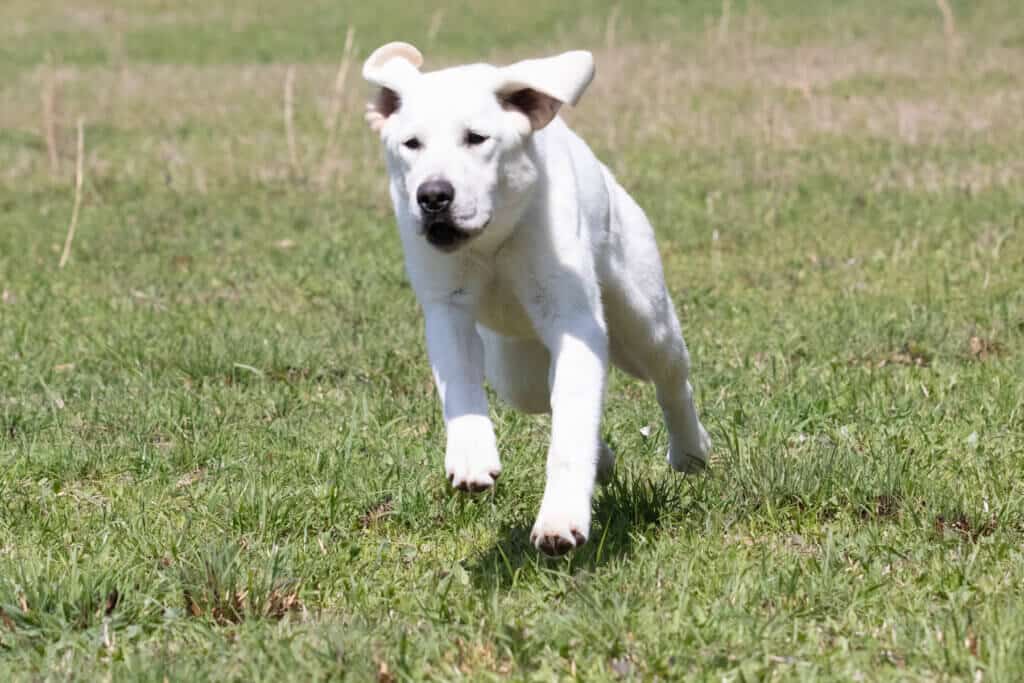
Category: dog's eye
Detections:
[
  {"x1": 465, "y1": 131, "x2": 489, "y2": 146},
  {"x1": 403, "y1": 137, "x2": 422, "y2": 150}
]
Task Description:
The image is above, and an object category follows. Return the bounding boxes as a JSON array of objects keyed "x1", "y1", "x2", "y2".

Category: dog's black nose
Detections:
[{"x1": 417, "y1": 180, "x2": 454, "y2": 214}]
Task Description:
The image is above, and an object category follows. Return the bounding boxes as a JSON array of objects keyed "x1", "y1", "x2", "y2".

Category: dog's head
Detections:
[{"x1": 363, "y1": 43, "x2": 594, "y2": 252}]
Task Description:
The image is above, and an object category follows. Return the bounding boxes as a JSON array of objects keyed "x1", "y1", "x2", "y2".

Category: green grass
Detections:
[{"x1": 1, "y1": 1, "x2": 1023, "y2": 680}]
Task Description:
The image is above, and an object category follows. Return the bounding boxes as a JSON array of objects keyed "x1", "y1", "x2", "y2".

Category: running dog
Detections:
[{"x1": 362, "y1": 43, "x2": 711, "y2": 555}]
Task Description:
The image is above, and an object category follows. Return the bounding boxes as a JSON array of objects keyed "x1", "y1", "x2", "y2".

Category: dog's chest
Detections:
[{"x1": 476, "y1": 277, "x2": 536, "y2": 339}]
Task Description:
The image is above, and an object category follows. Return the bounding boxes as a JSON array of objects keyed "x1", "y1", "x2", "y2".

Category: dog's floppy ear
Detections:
[
  {"x1": 363, "y1": 42, "x2": 423, "y2": 132},
  {"x1": 496, "y1": 51, "x2": 595, "y2": 130}
]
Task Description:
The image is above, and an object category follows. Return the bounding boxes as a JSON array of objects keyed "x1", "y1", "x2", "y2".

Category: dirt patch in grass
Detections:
[
  {"x1": 183, "y1": 582, "x2": 302, "y2": 625},
  {"x1": 933, "y1": 513, "x2": 998, "y2": 542},
  {"x1": 359, "y1": 496, "x2": 394, "y2": 529},
  {"x1": 859, "y1": 494, "x2": 902, "y2": 521},
  {"x1": 967, "y1": 335, "x2": 1005, "y2": 361}
]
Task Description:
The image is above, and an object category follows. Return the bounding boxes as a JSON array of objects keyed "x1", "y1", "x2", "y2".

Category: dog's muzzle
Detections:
[
  {"x1": 417, "y1": 179, "x2": 472, "y2": 252},
  {"x1": 424, "y1": 220, "x2": 471, "y2": 251}
]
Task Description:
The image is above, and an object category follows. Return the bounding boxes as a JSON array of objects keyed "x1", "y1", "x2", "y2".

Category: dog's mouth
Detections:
[{"x1": 424, "y1": 219, "x2": 476, "y2": 252}]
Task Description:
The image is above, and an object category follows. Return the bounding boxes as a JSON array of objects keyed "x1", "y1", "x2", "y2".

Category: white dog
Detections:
[{"x1": 363, "y1": 43, "x2": 711, "y2": 555}]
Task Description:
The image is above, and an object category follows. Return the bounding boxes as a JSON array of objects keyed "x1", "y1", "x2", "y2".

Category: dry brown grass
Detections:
[
  {"x1": 934, "y1": 0, "x2": 962, "y2": 63},
  {"x1": 2, "y1": 9, "x2": 1022, "y2": 195},
  {"x1": 577, "y1": 39, "x2": 1024, "y2": 150},
  {"x1": 319, "y1": 26, "x2": 357, "y2": 186},
  {"x1": 58, "y1": 117, "x2": 85, "y2": 269}
]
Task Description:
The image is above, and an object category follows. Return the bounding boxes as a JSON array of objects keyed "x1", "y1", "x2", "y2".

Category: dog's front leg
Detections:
[
  {"x1": 422, "y1": 302, "x2": 502, "y2": 492},
  {"x1": 530, "y1": 311, "x2": 609, "y2": 555}
]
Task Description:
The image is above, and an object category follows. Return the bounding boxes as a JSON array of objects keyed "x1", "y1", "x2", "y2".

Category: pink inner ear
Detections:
[
  {"x1": 372, "y1": 87, "x2": 401, "y2": 119},
  {"x1": 500, "y1": 88, "x2": 561, "y2": 130}
]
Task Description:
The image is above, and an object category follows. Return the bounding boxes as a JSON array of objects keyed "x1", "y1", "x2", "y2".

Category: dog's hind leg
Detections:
[
  {"x1": 603, "y1": 183, "x2": 711, "y2": 473},
  {"x1": 609, "y1": 296, "x2": 710, "y2": 472},
  {"x1": 651, "y1": 329, "x2": 712, "y2": 474}
]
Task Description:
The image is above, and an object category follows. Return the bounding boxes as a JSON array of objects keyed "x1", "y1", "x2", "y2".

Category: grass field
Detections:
[{"x1": 1, "y1": 0, "x2": 1023, "y2": 680}]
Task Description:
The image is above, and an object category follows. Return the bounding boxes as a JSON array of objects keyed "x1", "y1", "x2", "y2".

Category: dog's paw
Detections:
[
  {"x1": 668, "y1": 423, "x2": 712, "y2": 474},
  {"x1": 445, "y1": 445, "x2": 502, "y2": 493},
  {"x1": 444, "y1": 416, "x2": 502, "y2": 493},
  {"x1": 445, "y1": 453, "x2": 501, "y2": 493},
  {"x1": 530, "y1": 488, "x2": 592, "y2": 556}
]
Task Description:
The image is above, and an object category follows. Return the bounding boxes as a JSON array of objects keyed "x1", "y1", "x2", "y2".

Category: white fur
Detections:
[{"x1": 364, "y1": 43, "x2": 711, "y2": 555}]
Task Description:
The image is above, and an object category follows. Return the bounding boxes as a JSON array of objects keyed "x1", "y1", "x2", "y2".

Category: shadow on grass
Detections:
[{"x1": 468, "y1": 471, "x2": 708, "y2": 590}]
